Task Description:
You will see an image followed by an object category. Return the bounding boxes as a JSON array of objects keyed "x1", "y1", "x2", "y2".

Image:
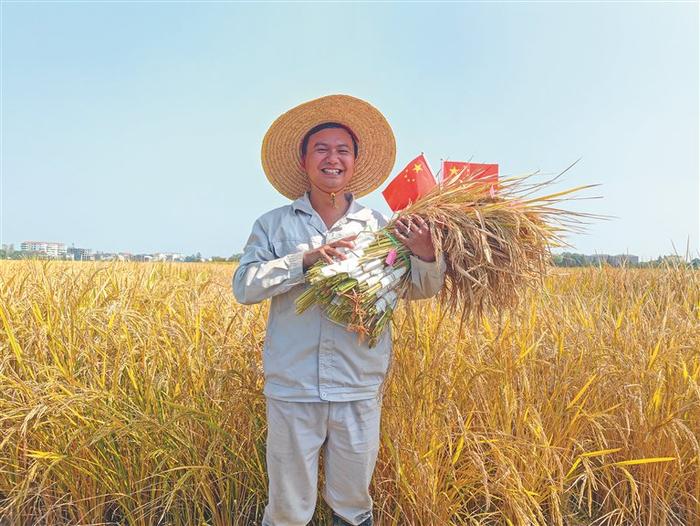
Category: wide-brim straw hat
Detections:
[{"x1": 261, "y1": 94, "x2": 396, "y2": 200}]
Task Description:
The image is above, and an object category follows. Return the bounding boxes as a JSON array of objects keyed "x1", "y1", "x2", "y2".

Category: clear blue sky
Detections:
[{"x1": 2, "y1": 1, "x2": 698, "y2": 260}]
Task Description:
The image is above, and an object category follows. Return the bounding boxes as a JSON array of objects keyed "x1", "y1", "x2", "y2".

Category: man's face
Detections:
[{"x1": 302, "y1": 127, "x2": 356, "y2": 195}]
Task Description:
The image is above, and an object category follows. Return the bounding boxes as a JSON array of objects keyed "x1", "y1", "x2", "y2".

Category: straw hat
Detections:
[{"x1": 261, "y1": 94, "x2": 396, "y2": 200}]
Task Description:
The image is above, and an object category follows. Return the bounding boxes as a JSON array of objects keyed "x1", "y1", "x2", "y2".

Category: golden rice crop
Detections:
[
  {"x1": 297, "y1": 169, "x2": 598, "y2": 346},
  {"x1": 1, "y1": 260, "x2": 698, "y2": 525}
]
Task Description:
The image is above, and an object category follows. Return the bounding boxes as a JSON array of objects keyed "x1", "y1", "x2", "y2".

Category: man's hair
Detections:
[{"x1": 300, "y1": 122, "x2": 359, "y2": 159}]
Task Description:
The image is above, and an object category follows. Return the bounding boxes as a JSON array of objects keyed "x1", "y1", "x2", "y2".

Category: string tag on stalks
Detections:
[{"x1": 384, "y1": 231, "x2": 411, "y2": 266}]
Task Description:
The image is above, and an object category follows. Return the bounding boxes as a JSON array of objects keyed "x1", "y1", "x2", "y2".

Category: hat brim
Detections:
[{"x1": 261, "y1": 94, "x2": 396, "y2": 200}]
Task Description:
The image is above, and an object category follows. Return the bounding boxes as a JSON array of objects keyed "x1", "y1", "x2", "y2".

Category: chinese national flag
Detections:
[
  {"x1": 442, "y1": 161, "x2": 499, "y2": 194},
  {"x1": 382, "y1": 154, "x2": 437, "y2": 212}
]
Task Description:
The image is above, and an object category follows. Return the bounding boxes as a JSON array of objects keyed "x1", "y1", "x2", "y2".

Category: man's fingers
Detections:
[
  {"x1": 410, "y1": 216, "x2": 429, "y2": 235},
  {"x1": 319, "y1": 248, "x2": 334, "y2": 264},
  {"x1": 333, "y1": 234, "x2": 357, "y2": 245},
  {"x1": 394, "y1": 228, "x2": 409, "y2": 243},
  {"x1": 333, "y1": 240, "x2": 355, "y2": 249},
  {"x1": 327, "y1": 235, "x2": 356, "y2": 250},
  {"x1": 396, "y1": 218, "x2": 411, "y2": 236},
  {"x1": 326, "y1": 247, "x2": 346, "y2": 260}
]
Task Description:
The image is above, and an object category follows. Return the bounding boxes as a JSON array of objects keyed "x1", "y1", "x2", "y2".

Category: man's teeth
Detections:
[{"x1": 322, "y1": 169, "x2": 341, "y2": 174}]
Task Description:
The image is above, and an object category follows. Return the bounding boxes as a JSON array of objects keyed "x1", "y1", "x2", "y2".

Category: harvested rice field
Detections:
[{"x1": 1, "y1": 261, "x2": 698, "y2": 525}]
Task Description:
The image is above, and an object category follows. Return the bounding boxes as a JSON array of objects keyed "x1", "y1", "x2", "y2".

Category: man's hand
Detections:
[
  {"x1": 394, "y1": 215, "x2": 436, "y2": 262},
  {"x1": 303, "y1": 235, "x2": 357, "y2": 270}
]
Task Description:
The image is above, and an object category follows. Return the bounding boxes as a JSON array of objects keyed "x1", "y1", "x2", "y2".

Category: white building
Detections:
[
  {"x1": 67, "y1": 247, "x2": 93, "y2": 261},
  {"x1": 153, "y1": 252, "x2": 185, "y2": 262},
  {"x1": 21, "y1": 241, "x2": 67, "y2": 258}
]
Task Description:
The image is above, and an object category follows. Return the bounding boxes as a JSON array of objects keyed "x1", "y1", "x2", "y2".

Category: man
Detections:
[{"x1": 233, "y1": 94, "x2": 445, "y2": 526}]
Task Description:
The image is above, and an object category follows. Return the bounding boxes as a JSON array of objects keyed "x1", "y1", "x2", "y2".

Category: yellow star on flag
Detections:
[
  {"x1": 412, "y1": 164, "x2": 422, "y2": 173},
  {"x1": 449, "y1": 167, "x2": 459, "y2": 176}
]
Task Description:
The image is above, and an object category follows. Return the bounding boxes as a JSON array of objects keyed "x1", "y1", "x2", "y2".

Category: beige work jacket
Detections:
[{"x1": 233, "y1": 192, "x2": 445, "y2": 402}]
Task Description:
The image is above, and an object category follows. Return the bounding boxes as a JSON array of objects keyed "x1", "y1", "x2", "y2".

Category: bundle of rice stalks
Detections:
[
  {"x1": 296, "y1": 165, "x2": 596, "y2": 346},
  {"x1": 296, "y1": 229, "x2": 413, "y2": 346}
]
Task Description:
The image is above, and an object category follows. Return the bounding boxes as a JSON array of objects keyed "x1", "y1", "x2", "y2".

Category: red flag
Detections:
[
  {"x1": 442, "y1": 161, "x2": 499, "y2": 194},
  {"x1": 382, "y1": 154, "x2": 437, "y2": 211}
]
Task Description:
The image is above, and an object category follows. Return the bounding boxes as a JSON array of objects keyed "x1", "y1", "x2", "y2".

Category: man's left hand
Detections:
[{"x1": 394, "y1": 215, "x2": 436, "y2": 262}]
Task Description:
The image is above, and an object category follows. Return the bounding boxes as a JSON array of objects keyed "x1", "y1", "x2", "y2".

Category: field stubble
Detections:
[{"x1": 0, "y1": 261, "x2": 698, "y2": 525}]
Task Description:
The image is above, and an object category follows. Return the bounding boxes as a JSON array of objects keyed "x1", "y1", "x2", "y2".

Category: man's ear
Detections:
[{"x1": 299, "y1": 154, "x2": 306, "y2": 171}]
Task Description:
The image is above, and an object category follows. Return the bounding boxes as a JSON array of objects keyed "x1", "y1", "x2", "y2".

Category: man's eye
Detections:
[{"x1": 339, "y1": 149, "x2": 350, "y2": 155}]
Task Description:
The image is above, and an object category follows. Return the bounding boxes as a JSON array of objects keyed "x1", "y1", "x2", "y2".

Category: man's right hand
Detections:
[{"x1": 303, "y1": 235, "x2": 357, "y2": 270}]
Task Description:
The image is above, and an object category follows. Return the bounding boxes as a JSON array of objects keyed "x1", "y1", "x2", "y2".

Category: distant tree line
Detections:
[
  {"x1": 2, "y1": 248, "x2": 697, "y2": 268},
  {"x1": 210, "y1": 254, "x2": 242, "y2": 263},
  {"x1": 551, "y1": 252, "x2": 700, "y2": 269},
  {"x1": 0, "y1": 249, "x2": 244, "y2": 262},
  {"x1": 0, "y1": 249, "x2": 46, "y2": 260}
]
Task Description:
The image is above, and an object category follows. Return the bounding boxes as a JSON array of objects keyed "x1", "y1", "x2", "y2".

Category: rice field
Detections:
[{"x1": 1, "y1": 260, "x2": 698, "y2": 525}]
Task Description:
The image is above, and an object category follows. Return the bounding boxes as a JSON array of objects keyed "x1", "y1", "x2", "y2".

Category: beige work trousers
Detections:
[{"x1": 261, "y1": 396, "x2": 382, "y2": 526}]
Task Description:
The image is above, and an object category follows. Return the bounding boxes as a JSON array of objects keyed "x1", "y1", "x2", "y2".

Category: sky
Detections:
[{"x1": 1, "y1": 1, "x2": 698, "y2": 260}]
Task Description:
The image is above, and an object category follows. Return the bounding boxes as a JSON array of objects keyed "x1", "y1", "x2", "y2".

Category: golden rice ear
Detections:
[
  {"x1": 295, "y1": 164, "x2": 601, "y2": 344},
  {"x1": 395, "y1": 169, "x2": 601, "y2": 318}
]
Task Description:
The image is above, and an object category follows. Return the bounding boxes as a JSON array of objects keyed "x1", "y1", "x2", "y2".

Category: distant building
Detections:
[
  {"x1": 67, "y1": 246, "x2": 93, "y2": 261},
  {"x1": 94, "y1": 252, "x2": 118, "y2": 261},
  {"x1": 153, "y1": 252, "x2": 185, "y2": 262},
  {"x1": 662, "y1": 255, "x2": 684, "y2": 265},
  {"x1": 12, "y1": 242, "x2": 207, "y2": 262},
  {"x1": 21, "y1": 241, "x2": 66, "y2": 258}
]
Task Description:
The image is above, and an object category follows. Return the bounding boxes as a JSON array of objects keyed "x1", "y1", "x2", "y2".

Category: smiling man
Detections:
[{"x1": 233, "y1": 94, "x2": 445, "y2": 526}]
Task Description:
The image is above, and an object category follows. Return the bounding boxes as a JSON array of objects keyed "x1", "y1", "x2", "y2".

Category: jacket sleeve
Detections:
[
  {"x1": 405, "y1": 253, "x2": 447, "y2": 300},
  {"x1": 232, "y1": 218, "x2": 306, "y2": 305}
]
